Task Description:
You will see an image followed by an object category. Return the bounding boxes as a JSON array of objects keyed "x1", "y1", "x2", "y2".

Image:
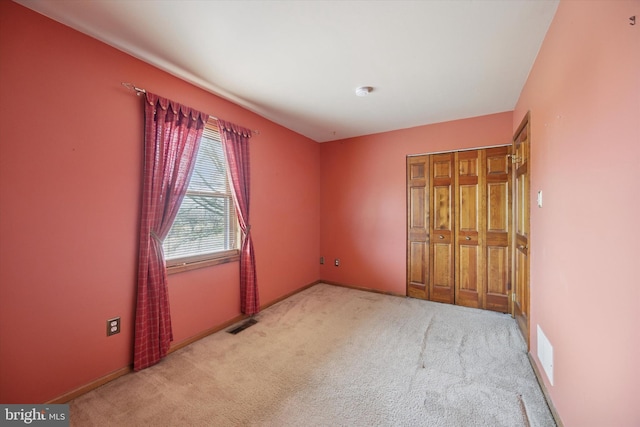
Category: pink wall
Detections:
[
  {"x1": 0, "y1": 1, "x2": 320, "y2": 403},
  {"x1": 319, "y1": 112, "x2": 513, "y2": 294},
  {"x1": 514, "y1": 1, "x2": 640, "y2": 425}
]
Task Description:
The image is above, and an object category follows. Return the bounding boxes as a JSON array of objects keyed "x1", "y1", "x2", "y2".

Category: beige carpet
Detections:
[{"x1": 70, "y1": 284, "x2": 555, "y2": 426}]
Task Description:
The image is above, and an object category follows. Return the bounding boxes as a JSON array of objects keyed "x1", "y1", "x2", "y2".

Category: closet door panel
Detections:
[
  {"x1": 429, "y1": 154, "x2": 455, "y2": 304},
  {"x1": 486, "y1": 245, "x2": 509, "y2": 311},
  {"x1": 434, "y1": 186, "x2": 452, "y2": 229},
  {"x1": 431, "y1": 242, "x2": 454, "y2": 302},
  {"x1": 459, "y1": 185, "x2": 478, "y2": 230},
  {"x1": 455, "y1": 151, "x2": 484, "y2": 309},
  {"x1": 408, "y1": 242, "x2": 427, "y2": 292},
  {"x1": 458, "y1": 245, "x2": 479, "y2": 290},
  {"x1": 407, "y1": 156, "x2": 429, "y2": 299},
  {"x1": 485, "y1": 146, "x2": 511, "y2": 313}
]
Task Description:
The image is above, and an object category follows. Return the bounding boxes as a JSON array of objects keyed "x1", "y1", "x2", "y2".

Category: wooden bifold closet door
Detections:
[{"x1": 407, "y1": 147, "x2": 511, "y2": 313}]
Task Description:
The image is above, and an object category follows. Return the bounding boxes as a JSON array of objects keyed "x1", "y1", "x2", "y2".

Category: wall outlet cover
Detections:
[{"x1": 107, "y1": 317, "x2": 121, "y2": 336}]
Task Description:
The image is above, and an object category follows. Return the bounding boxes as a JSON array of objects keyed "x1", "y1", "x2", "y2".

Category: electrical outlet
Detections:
[
  {"x1": 334, "y1": 258, "x2": 340, "y2": 266},
  {"x1": 320, "y1": 256, "x2": 325, "y2": 265},
  {"x1": 106, "y1": 317, "x2": 121, "y2": 336}
]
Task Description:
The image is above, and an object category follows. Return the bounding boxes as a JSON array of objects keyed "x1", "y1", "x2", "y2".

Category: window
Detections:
[{"x1": 163, "y1": 119, "x2": 239, "y2": 272}]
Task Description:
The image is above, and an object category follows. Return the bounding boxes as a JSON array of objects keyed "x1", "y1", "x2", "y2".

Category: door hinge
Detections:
[{"x1": 511, "y1": 293, "x2": 516, "y2": 302}]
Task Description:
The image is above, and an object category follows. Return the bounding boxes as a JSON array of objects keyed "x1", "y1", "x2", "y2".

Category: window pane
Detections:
[
  {"x1": 189, "y1": 134, "x2": 227, "y2": 193},
  {"x1": 164, "y1": 194, "x2": 234, "y2": 260},
  {"x1": 163, "y1": 120, "x2": 237, "y2": 263}
]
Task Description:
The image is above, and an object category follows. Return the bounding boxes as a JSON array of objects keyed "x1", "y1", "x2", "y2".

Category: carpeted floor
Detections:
[{"x1": 70, "y1": 284, "x2": 555, "y2": 426}]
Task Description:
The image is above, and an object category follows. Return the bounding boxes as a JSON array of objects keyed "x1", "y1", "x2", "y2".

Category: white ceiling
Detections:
[{"x1": 15, "y1": 0, "x2": 558, "y2": 142}]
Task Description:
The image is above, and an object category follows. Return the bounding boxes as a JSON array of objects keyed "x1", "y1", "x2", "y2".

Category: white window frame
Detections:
[{"x1": 164, "y1": 119, "x2": 239, "y2": 274}]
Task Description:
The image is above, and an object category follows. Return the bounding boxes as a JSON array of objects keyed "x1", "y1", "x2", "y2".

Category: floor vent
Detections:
[{"x1": 227, "y1": 318, "x2": 258, "y2": 335}]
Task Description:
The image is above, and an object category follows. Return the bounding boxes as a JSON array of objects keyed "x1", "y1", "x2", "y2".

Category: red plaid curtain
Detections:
[
  {"x1": 134, "y1": 93, "x2": 208, "y2": 371},
  {"x1": 219, "y1": 120, "x2": 260, "y2": 315}
]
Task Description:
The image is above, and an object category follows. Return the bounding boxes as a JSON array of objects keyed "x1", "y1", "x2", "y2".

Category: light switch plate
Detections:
[{"x1": 537, "y1": 190, "x2": 543, "y2": 208}]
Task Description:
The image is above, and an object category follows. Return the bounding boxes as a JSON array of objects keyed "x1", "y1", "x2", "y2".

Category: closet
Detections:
[{"x1": 407, "y1": 146, "x2": 511, "y2": 313}]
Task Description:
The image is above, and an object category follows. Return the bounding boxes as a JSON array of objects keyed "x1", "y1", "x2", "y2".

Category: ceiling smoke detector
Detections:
[{"x1": 355, "y1": 86, "x2": 373, "y2": 97}]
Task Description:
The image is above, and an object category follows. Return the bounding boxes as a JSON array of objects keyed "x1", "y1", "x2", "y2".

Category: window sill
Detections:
[{"x1": 166, "y1": 250, "x2": 240, "y2": 275}]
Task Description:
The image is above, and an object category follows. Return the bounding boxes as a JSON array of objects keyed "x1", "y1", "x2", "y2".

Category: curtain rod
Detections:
[{"x1": 121, "y1": 82, "x2": 260, "y2": 135}]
